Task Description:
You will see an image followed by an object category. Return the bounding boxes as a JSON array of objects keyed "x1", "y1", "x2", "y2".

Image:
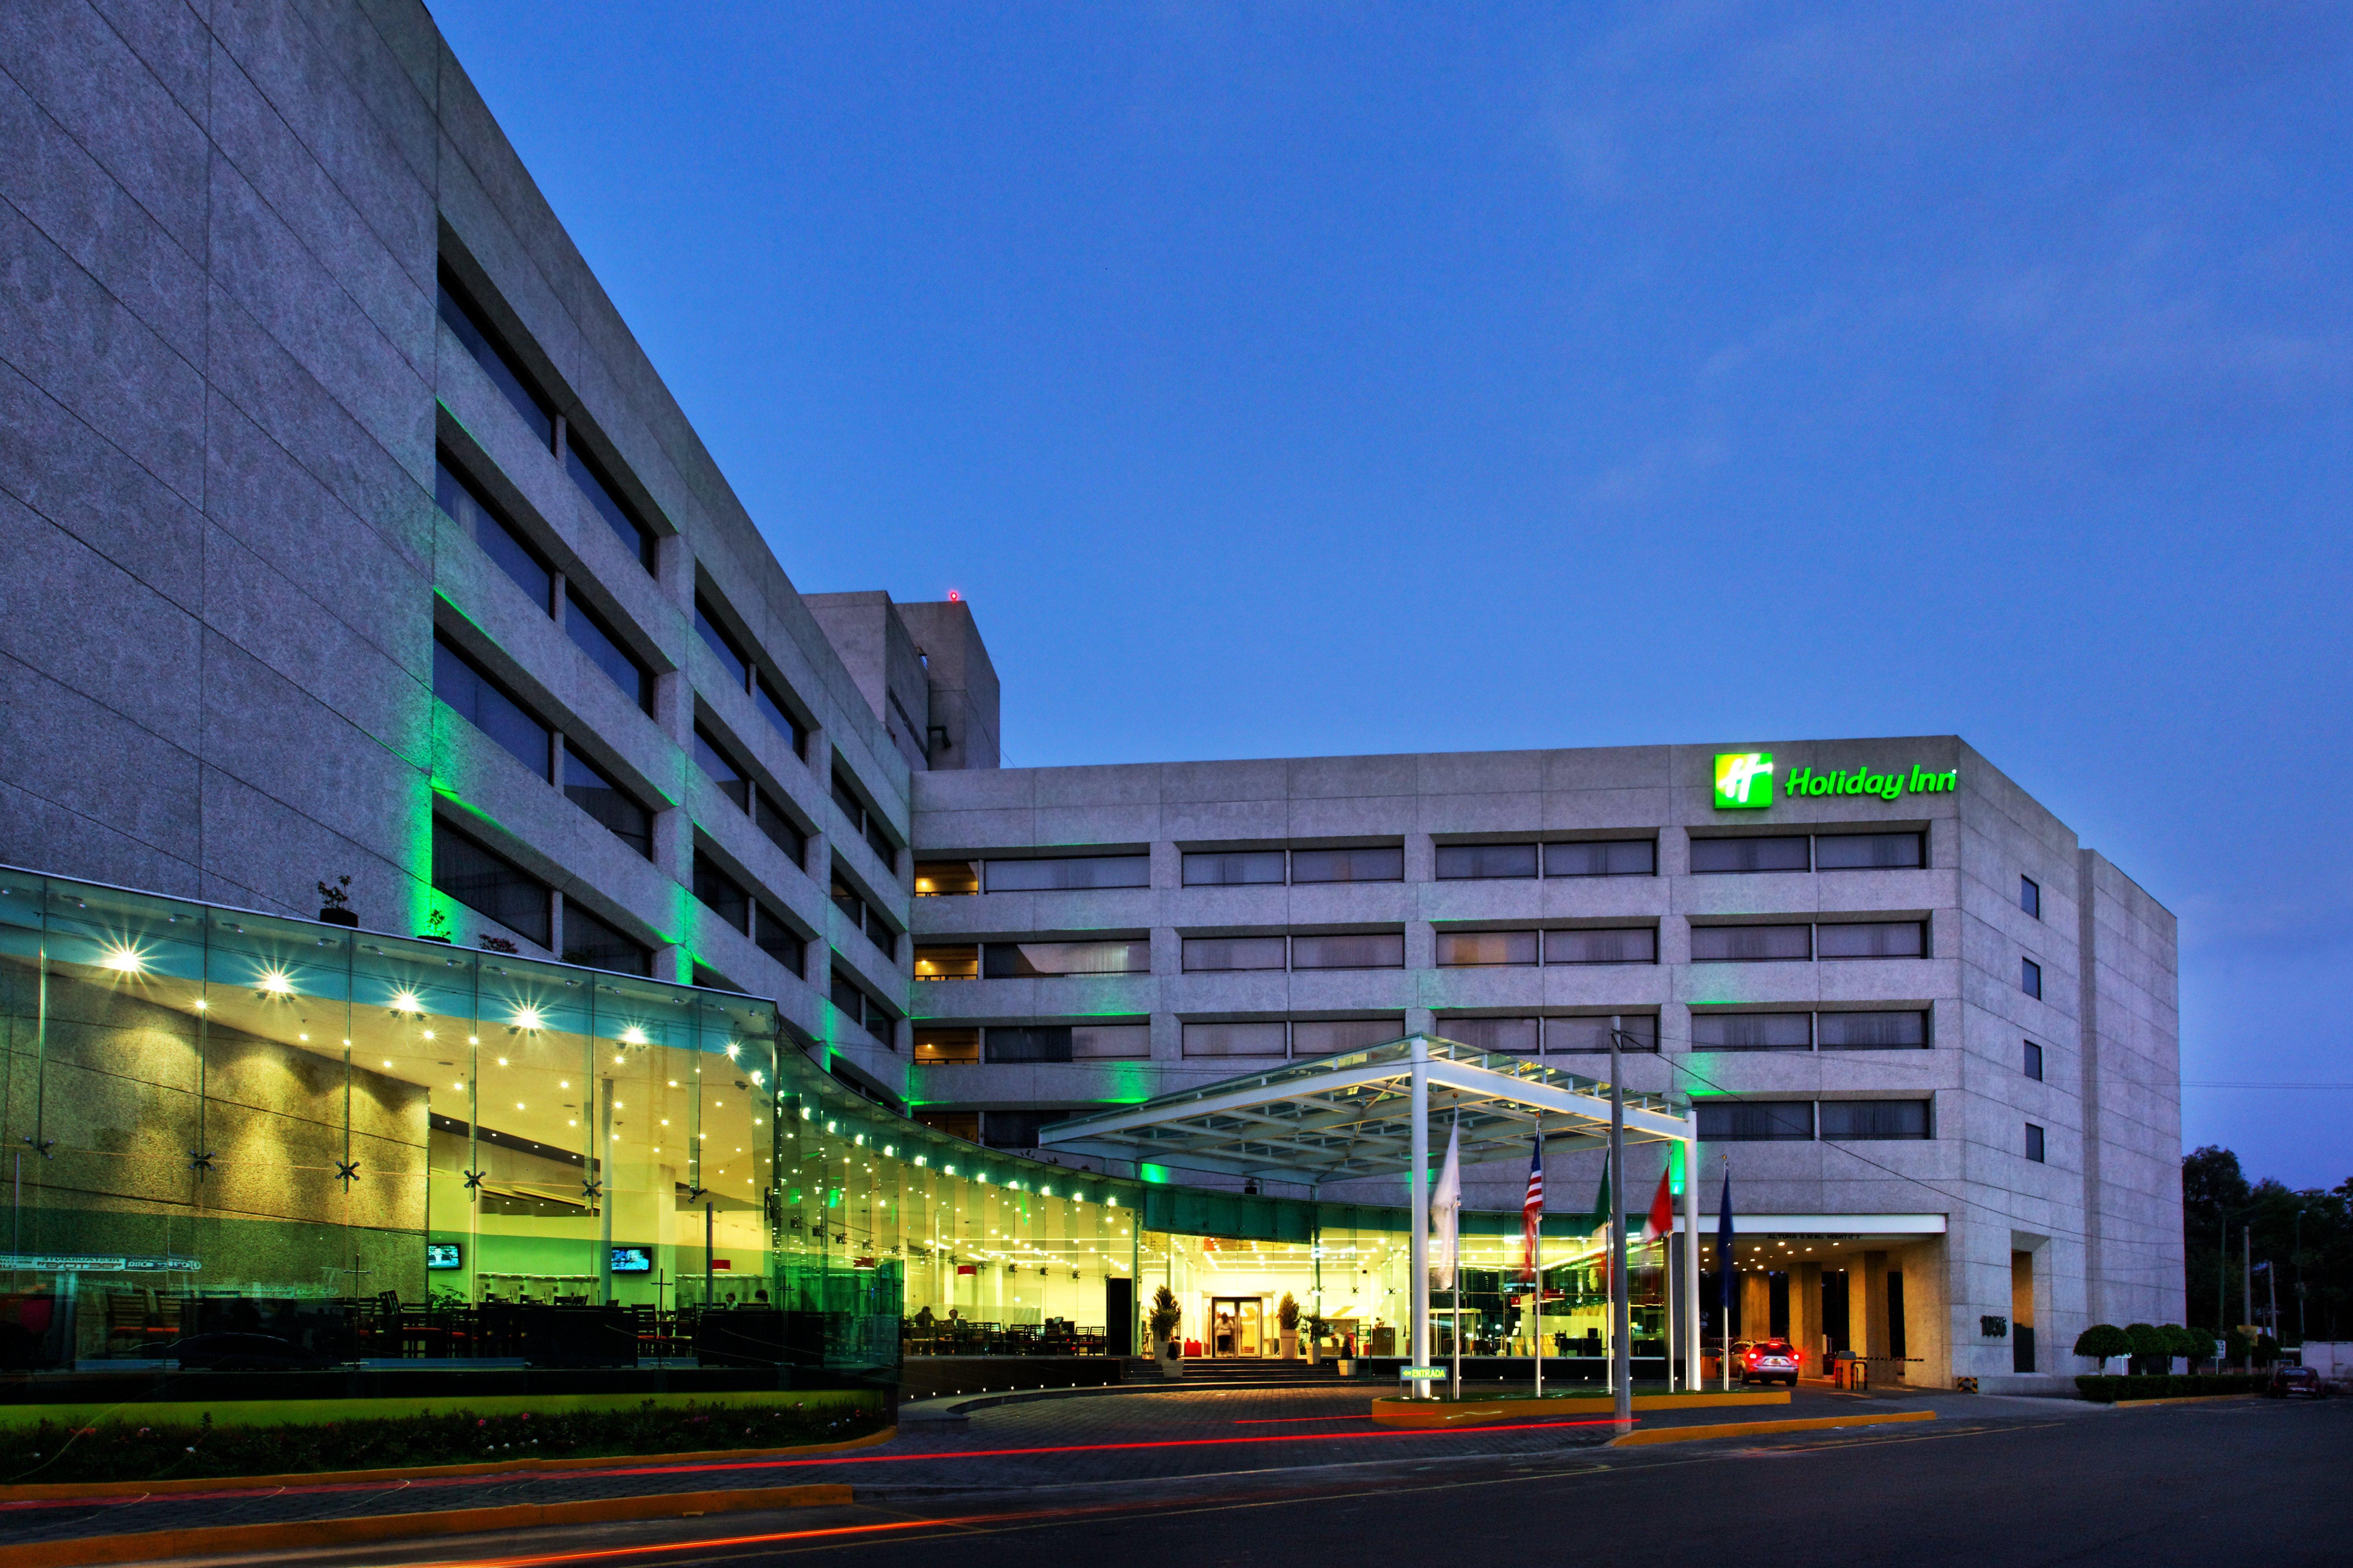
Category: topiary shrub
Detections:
[
  {"x1": 2124, "y1": 1322, "x2": 2171, "y2": 1375},
  {"x1": 2074, "y1": 1323, "x2": 2132, "y2": 1365},
  {"x1": 2162, "y1": 1324, "x2": 2208, "y2": 1367}
]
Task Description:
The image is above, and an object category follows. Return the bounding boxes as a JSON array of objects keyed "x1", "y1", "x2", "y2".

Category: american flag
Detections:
[{"x1": 1520, "y1": 1137, "x2": 1544, "y2": 1285}]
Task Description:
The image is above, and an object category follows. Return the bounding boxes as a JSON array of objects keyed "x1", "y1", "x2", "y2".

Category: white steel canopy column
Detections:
[{"x1": 1409, "y1": 1040, "x2": 1432, "y2": 1398}]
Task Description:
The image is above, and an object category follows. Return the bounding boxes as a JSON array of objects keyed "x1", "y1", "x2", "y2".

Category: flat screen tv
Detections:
[
  {"x1": 426, "y1": 1242, "x2": 462, "y2": 1270},
  {"x1": 611, "y1": 1246, "x2": 654, "y2": 1274}
]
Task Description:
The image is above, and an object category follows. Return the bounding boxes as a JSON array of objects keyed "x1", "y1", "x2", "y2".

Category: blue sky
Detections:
[{"x1": 432, "y1": 3, "x2": 2352, "y2": 1187}]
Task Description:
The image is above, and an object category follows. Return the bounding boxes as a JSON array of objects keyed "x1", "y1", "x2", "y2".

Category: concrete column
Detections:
[
  {"x1": 1408, "y1": 1043, "x2": 1430, "y2": 1396},
  {"x1": 1791, "y1": 1262, "x2": 1822, "y2": 1374},
  {"x1": 1862, "y1": 1250, "x2": 1891, "y2": 1359},
  {"x1": 1741, "y1": 1270, "x2": 1770, "y2": 1340}
]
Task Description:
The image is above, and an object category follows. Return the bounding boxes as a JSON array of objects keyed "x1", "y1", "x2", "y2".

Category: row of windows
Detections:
[
  {"x1": 1695, "y1": 1100, "x2": 1932, "y2": 1142},
  {"x1": 913, "y1": 1024, "x2": 1152, "y2": 1065},
  {"x1": 833, "y1": 768, "x2": 902, "y2": 871},
  {"x1": 689, "y1": 849, "x2": 809, "y2": 974},
  {"x1": 830, "y1": 967, "x2": 896, "y2": 1048},
  {"x1": 911, "y1": 831, "x2": 1939, "y2": 895},
  {"x1": 831, "y1": 872, "x2": 899, "y2": 961},
  {"x1": 908, "y1": 919, "x2": 1927, "y2": 978},
  {"x1": 430, "y1": 818, "x2": 649, "y2": 974},
  {"x1": 434, "y1": 634, "x2": 654, "y2": 858},
  {"x1": 439, "y1": 263, "x2": 655, "y2": 570}
]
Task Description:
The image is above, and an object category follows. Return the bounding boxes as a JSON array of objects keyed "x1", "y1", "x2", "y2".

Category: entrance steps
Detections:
[{"x1": 1130, "y1": 1356, "x2": 1345, "y2": 1385}]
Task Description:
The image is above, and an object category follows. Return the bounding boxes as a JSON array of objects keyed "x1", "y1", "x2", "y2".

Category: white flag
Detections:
[{"x1": 1431, "y1": 1116, "x2": 1462, "y2": 1290}]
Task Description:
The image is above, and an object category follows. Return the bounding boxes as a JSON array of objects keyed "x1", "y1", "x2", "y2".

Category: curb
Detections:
[
  {"x1": 2111, "y1": 1393, "x2": 2262, "y2": 1409},
  {"x1": 1609, "y1": 1410, "x2": 1937, "y2": 1446},
  {"x1": 0, "y1": 1426, "x2": 895, "y2": 1503},
  {"x1": 1371, "y1": 1390, "x2": 1789, "y2": 1430},
  {"x1": 7, "y1": 1483, "x2": 855, "y2": 1568}
]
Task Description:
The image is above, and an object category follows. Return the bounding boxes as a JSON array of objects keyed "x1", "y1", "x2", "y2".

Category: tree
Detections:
[
  {"x1": 2161, "y1": 1324, "x2": 2208, "y2": 1367},
  {"x1": 2074, "y1": 1323, "x2": 2132, "y2": 1364},
  {"x1": 1149, "y1": 1285, "x2": 1182, "y2": 1349},
  {"x1": 2124, "y1": 1323, "x2": 2171, "y2": 1374},
  {"x1": 1276, "y1": 1292, "x2": 1300, "y2": 1330}
]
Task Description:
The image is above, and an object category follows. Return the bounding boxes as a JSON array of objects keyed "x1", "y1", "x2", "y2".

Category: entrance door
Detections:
[{"x1": 1209, "y1": 1298, "x2": 1263, "y2": 1357}]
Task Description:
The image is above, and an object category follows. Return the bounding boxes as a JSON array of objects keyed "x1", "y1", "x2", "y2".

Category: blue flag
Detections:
[{"x1": 1716, "y1": 1163, "x2": 1736, "y2": 1328}]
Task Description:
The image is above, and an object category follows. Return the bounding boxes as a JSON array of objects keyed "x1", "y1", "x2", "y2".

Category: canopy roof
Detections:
[{"x1": 1037, "y1": 1034, "x2": 1694, "y2": 1186}]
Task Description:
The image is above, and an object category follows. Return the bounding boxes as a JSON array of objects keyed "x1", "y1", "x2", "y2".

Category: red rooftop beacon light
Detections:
[{"x1": 947, "y1": 589, "x2": 962, "y2": 602}]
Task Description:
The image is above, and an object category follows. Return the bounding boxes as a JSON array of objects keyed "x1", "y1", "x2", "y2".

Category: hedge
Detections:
[
  {"x1": 2074, "y1": 1374, "x2": 2264, "y2": 1403},
  {"x1": 0, "y1": 1399, "x2": 888, "y2": 1486}
]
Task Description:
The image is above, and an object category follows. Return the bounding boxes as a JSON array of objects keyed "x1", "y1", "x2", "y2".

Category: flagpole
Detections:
[
  {"x1": 1609, "y1": 1016, "x2": 1630, "y2": 1431},
  {"x1": 1720, "y1": 1155, "x2": 1734, "y2": 1393}
]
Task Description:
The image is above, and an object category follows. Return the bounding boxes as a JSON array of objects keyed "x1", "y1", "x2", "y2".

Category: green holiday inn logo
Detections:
[
  {"x1": 1714, "y1": 752, "x2": 1774, "y2": 809},
  {"x1": 1714, "y1": 751, "x2": 1959, "y2": 808}
]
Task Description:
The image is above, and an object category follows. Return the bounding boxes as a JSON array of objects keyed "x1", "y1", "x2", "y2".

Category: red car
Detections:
[
  {"x1": 1739, "y1": 1338, "x2": 1801, "y2": 1387},
  {"x1": 2265, "y1": 1365, "x2": 2328, "y2": 1399}
]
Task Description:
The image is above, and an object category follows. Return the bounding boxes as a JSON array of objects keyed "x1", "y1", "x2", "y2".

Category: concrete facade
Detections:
[
  {"x1": 903, "y1": 739, "x2": 2185, "y2": 1386},
  {"x1": 0, "y1": 1, "x2": 2180, "y2": 1388}
]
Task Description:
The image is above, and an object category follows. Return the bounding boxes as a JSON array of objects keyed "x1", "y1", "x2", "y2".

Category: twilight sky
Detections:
[{"x1": 431, "y1": 2, "x2": 2353, "y2": 1188}]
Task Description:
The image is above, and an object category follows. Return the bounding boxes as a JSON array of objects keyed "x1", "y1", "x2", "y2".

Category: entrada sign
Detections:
[{"x1": 1713, "y1": 752, "x2": 1959, "y2": 809}]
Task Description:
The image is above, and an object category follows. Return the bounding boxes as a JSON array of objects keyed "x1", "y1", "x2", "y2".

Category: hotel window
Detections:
[
  {"x1": 695, "y1": 596, "x2": 750, "y2": 689},
  {"x1": 916, "y1": 1109, "x2": 981, "y2": 1141},
  {"x1": 914, "y1": 860, "x2": 980, "y2": 896},
  {"x1": 1181, "y1": 1021, "x2": 1288, "y2": 1058},
  {"x1": 982, "y1": 940, "x2": 1150, "y2": 978},
  {"x1": 1289, "y1": 932, "x2": 1406, "y2": 970},
  {"x1": 831, "y1": 767, "x2": 900, "y2": 873},
  {"x1": 2025, "y1": 1123, "x2": 2047, "y2": 1163},
  {"x1": 2021, "y1": 958, "x2": 2043, "y2": 999},
  {"x1": 1814, "y1": 831, "x2": 1925, "y2": 870},
  {"x1": 692, "y1": 964, "x2": 743, "y2": 994},
  {"x1": 830, "y1": 968, "x2": 894, "y2": 1048},
  {"x1": 562, "y1": 742, "x2": 651, "y2": 858},
  {"x1": 565, "y1": 587, "x2": 652, "y2": 710},
  {"x1": 437, "y1": 261, "x2": 553, "y2": 445},
  {"x1": 1689, "y1": 923, "x2": 1811, "y2": 962},
  {"x1": 693, "y1": 724, "x2": 751, "y2": 813},
  {"x1": 1290, "y1": 846, "x2": 1404, "y2": 884},
  {"x1": 1435, "y1": 843, "x2": 1538, "y2": 880},
  {"x1": 1182, "y1": 936, "x2": 1288, "y2": 972},
  {"x1": 753, "y1": 904, "x2": 805, "y2": 975},
  {"x1": 1073, "y1": 1022, "x2": 1152, "y2": 1060},
  {"x1": 1438, "y1": 1016, "x2": 1540, "y2": 1055},
  {"x1": 1291, "y1": 1018, "x2": 1406, "y2": 1057},
  {"x1": 2023, "y1": 1040, "x2": 2044, "y2": 1081},
  {"x1": 1694, "y1": 1102, "x2": 1814, "y2": 1142},
  {"x1": 437, "y1": 452, "x2": 551, "y2": 611},
  {"x1": 984, "y1": 1025, "x2": 1075, "y2": 1063},
  {"x1": 692, "y1": 849, "x2": 751, "y2": 933},
  {"x1": 913, "y1": 944, "x2": 980, "y2": 981},
  {"x1": 913, "y1": 1027, "x2": 980, "y2": 1064},
  {"x1": 830, "y1": 871, "x2": 895, "y2": 960},
  {"x1": 984, "y1": 854, "x2": 1150, "y2": 891},
  {"x1": 1181, "y1": 850, "x2": 1287, "y2": 886},
  {"x1": 1543, "y1": 839, "x2": 1656, "y2": 878},
  {"x1": 562, "y1": 431, "x2": 655, "y2": 571},
  {"x1": 984, "y1": 1110, "x2": 1069, "y2": 1150},
  {"x1": 434, "y1": 634, "x2": 550, "y2": 779},
  {"x1": 754, "y1": 674, "x2": 810, "y2": 758},
  {"x1": 561, "y1": 900, "x2": 650, "y2": 977},
  {"x1": 1542, "y1": 927, "x2": 1657, "y2": 965},
  {"x1": 1817, "y1": 1010, "x2": 1930, "y2": 1049},
  {"x1": 2020, "y1": 876, "x2": 2041, "y2": 919},
  {"x1": 1434, "y1": 930, "x2": 1538, "y2": 968},
  {"x1": 1689, "y1": 835, "x2": 1810, "y2": 874},
  {"x1": 1690, "y1": 1012, "x2": 1812, "y2": 1052},
  {"x1": 1819, "y1": 1100, "x2": 1932, "y2": 1140},
  {"x1": 754, "y1": 794, "x2": 808, "y2": 869},
  {"x1": 1546, "y1": 1015, "x2": 1659, "y2": 1054},
  {"x1": 1816, "y1": 920, "x2": 1927, "y2": 959},
  {"x1": 431, "y1": 818, "x2": 550, "y2": 947}
]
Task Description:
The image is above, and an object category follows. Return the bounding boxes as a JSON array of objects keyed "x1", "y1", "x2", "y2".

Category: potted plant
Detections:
[
  {"x1": 316, "y1": 876, "x2": 358, "y2": 927},
  {"x1": 1149, "y1": 1286, "x2": 1183, "y2": 1377},
  {"x1": 1276, "y1": 1292, "x2": 1300, "y2": 1359},
  {"x1": 418, "y1": 907, "x2": 452, "y2": 945},
  {"x1": 1303, "y1": 1310, "x2": 1327, "y2": 1366}
]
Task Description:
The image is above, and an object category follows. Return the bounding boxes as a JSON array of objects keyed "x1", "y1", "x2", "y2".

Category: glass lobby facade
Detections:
[{"x1": 0, "y1": 868, "x2": 1669, "y2": 1383}]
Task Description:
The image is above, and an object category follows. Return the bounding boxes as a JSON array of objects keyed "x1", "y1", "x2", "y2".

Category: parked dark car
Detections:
[{"x1": 2265, "y1": 1364, "x2": 2328, "y2": 1399}]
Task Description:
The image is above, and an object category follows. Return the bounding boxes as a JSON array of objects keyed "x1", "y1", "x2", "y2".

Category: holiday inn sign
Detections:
[{"x1": 1713, "y1": 752, "x2": 1959, "y2": 809}]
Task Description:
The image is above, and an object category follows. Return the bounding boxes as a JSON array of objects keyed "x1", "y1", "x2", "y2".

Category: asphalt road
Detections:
[{"x1": 189, "y1": 1395, "x2": 2352, "y2": 1568}]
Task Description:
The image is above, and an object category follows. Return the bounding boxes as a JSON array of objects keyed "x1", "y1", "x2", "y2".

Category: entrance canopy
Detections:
[{"x1": 1038, "y1": 1034, "x2": 1692, "y2": 1186}]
